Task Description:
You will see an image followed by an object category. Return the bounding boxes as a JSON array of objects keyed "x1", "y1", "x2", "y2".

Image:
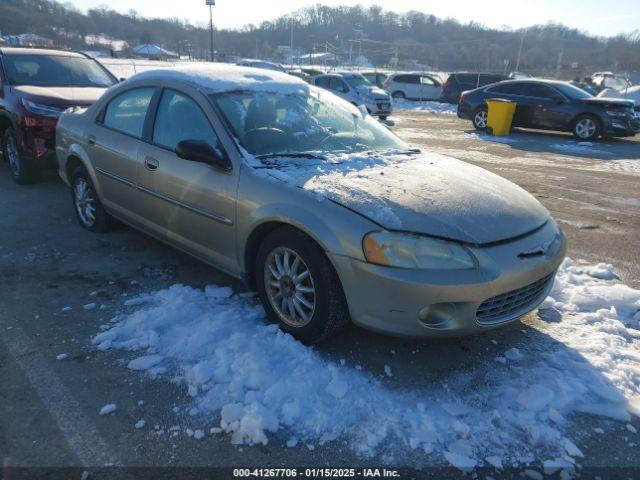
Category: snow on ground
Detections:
[
  {"x1": 549, "y1": 142, "x2": 614, "y2": 157},
  {"x1": 93, "y1": 260, "x2": 640, "y2": 473},
  {"x1": 393, "y1": 99, "x2": 457, "y2": 115}
]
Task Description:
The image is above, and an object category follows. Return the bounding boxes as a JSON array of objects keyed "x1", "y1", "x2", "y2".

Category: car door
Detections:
[
  {"x1": 136, "y1": 87, "x2": 239, "y2": 273},
  {"x1": 420, "y1": 75, "x2": 441, "y2": 100},
  {"x1": 87, "y1": 87, "x2": 157, "y2": 221},
  {"x1": 526, "y1": 84, "x2": 573, "y2": 130},
  {"x1": 485, "y1": 82, "x2": 535, "y2": 126}
]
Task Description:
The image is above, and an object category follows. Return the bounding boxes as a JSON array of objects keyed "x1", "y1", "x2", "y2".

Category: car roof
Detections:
[
  {"x1": 0, "y1": 47, "x2": 87, "y2": 57},
  {"x1": 127, "y1": 64, "x2": 309, "y2": 95}
]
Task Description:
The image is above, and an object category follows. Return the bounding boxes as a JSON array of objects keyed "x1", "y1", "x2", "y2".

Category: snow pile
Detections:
[
  {"x1": 393, "y1": 99, "x2": 457, "y2": 115},
  {"x1": 93, "y1": 260, "x2": 640, "y2": 470}
]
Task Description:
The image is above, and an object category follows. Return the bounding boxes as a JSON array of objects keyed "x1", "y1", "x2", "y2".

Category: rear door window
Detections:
[
  {"x1": 329, "y1": 77, "x2": 348, "y2": 93},
  {"x1": 314, "y1": 76, "x2": 331, "y2": 88},
  {"x1": 102, "y1": 88, "x2": 155, "y2": 138},
  {"x1": 487, "y1": 83, "x2": 528, "y2": 96},
  {"x1": 394, "y1": 75, "x2": 420, "y2": 84}
]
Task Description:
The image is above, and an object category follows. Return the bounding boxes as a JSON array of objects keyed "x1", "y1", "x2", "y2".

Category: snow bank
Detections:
[
  {"x1": 93, "y1": 260, "x2": 640, "y2": 470},
  {"x1": 393, "y1": 99, "x2": 457, "y2": 115}
]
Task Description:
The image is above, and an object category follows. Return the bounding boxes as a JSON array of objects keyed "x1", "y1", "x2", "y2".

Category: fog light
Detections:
[{"x1": 418, "y1": 303, "x2": 456, "y2": 328}]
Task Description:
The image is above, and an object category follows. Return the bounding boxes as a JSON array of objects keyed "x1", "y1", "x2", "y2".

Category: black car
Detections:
[
  {"x1": 458, "y1": 79, "x2": 639, "y2": 141},
  {"x1": 440, "y1": 72, "x2": 508, "y2": 104}
]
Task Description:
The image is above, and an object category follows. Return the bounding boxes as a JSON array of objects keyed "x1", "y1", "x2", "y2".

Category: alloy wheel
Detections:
[
  {"x1": 264, "y1": 247, "x2": 316, "y2": 327},
  {"x1": 74, "y1": 177, "x2": 96, "y2": 227},
  {"x1": 474, "y1": 110, "x2": 488, "y2": 129},
  {"x1": 6, "y1": 135, "x2": 20, "y2": 176},
  {"x1": 575, "y1": 118, "x2": 597, "y2": 139}
]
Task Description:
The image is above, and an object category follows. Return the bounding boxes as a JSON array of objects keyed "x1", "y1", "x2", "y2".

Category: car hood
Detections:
[
  {"x1": 580, "y1": 97, "x2": 635, "y2": 108},
  {"x1": 262, "y1": 151, "x2": 550, "y2": 245},
  {"x1": 12, "y1": 86, "x2": 107, "y2": 107},
  {"x1": 356, "y1": 85, "x2": 389, "y2": 100}
]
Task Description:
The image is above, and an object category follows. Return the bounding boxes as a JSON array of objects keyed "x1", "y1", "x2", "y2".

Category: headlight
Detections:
[
  {"x1": 22, "y1": 99, "x2": 65, "y2": 118},
  {"x1": 363, "y1": 231, "x2": 476, "y2": 270},
  {"x1": 606, "y1": 110, "x2": 628, "y2": 118}
]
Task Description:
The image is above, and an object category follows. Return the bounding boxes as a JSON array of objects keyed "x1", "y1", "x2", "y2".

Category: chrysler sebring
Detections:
[{"x1": 55, "y1": 65, "x2": 566, "y2": 343}]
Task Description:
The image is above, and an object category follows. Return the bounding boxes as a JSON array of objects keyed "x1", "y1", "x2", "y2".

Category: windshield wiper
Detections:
[{"x1": 255, "y1": 152, "x2": 327, "y2": 160}]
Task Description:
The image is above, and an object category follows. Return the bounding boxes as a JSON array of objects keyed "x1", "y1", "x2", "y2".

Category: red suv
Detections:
[{"x1": 0, "y1": 48, "x2": 117, "y2": 184}]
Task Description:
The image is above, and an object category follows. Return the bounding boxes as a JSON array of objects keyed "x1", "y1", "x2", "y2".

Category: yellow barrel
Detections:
[{"x1": 486, "y1": 98, "x2": 516, "y2": 136}]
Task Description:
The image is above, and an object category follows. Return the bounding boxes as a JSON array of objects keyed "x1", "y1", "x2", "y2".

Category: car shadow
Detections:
[{"x1": 464, "y1": 128, "x2": 640, "y2": 161}]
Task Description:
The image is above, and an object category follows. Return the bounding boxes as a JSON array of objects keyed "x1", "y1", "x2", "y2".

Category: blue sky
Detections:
[{"x1": 70, "y1": 0, "x2": 639, "y2": 37}]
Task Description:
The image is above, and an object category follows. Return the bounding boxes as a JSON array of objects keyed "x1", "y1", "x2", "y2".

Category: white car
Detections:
[
  {"x1": 237, "y1": 59, "x2": 285, "y2": 72},
  {"x1": 383, "y1": 72, "x2": 443, "y2": 100},
  {"x1": 311, "y1": 72, "x2": 392, "y2": 119}
]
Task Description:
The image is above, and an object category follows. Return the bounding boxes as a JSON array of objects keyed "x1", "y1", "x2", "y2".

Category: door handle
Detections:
[
  {"x1": 87, "y1": 135, "x2": 96, "y2": 145},
  {"x1": 144, "y1": 156, "x2": 159, "y2": 171}
]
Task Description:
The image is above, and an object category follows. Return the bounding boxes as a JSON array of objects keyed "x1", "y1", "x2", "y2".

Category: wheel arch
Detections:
[
  {"x1": 243, "y1": 220, "x2": 339, "y2": 291},
  {"x1": 63, "y1": 144, "x2": 103, "y2": 196}
]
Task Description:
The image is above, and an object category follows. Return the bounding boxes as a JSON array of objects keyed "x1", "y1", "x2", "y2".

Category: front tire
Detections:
[
  {"x1": 472, "y1": 108, "x2": 488, "y2": 130},
  {"x1": 3, "y1": 128, "x2": 41, "y2": 185},
  {"x1": 573, "y1": 114, "x2": 601, "y2": 141},
  {"x1": 392, "y1": 91, "x2": 405, "y2": 99},
  {"x1": 256, "y1": 227, "x2": 349, "y2": 344},
  {"x1": 70, "y1": 166, "x2": 114, "y2": 233}
]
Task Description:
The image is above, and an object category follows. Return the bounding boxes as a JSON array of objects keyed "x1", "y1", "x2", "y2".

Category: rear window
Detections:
[{"x1": 2, "y1": 54, "x2": 115, "y2": 88}]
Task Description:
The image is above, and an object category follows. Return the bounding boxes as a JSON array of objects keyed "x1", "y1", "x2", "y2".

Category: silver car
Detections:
[
  {"x1": 56, "y1": 65, "x2": 566, "y2": 343},
  {"x1": 311, "y1": 72, "x2": 392, "y2": 119}
]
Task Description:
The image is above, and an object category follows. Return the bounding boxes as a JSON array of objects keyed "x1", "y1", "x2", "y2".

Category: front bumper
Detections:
[
  {"x1": 20, "y1": 116, "x2": 59, "y2": 164},
  {"x1": 602, "y1": 115, "x2": 638, "y2": 137},
  {"x1": 330, "y1": 221, "x2": 566, "y2": 338},
  {"x1": 365, "y1": 99, "x2": 393, "y2": 117}
]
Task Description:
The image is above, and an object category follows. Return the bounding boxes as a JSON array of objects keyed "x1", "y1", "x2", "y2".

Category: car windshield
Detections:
[
  {"x1": 2, "y1": 54, "x2": 116, "y2": 88},
  {"x1": 212, "y1": 87, "x2": 406, "y2": 158},
  {"x1": 554, "y1": 82, "x2": 593, "y2": 100},
  {"x1": 344, "y1": 76, "x2": 371, "y2": 89}
]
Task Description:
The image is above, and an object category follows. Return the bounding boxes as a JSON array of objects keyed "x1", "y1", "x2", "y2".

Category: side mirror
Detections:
[
  {"x1": 552, "y1": 95, "x2": 565, "y2": 104},
  {"x1": 175, "y1": 140, "x2": 231, "y2": 171}
]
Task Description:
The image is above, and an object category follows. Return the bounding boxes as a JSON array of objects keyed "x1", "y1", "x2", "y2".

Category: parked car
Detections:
[
  {"x1": 590, "y1": 72, "x2": 633, "y2": 93},
  {"x1": 310, "y1": 71, "x2": 392, "y2": 119},
  {"x1": 440, "y1": 72, "x2": 508, "y2": 104},
  {"x1": 287, "y1": 68, "x2": 311, "y2": 82},
  {"x1": 0, "y1": 47, "x2": 117, "y2": 184},
  {"x1": 56, "y1": 65, "x2": 566, "y2": 343},
  {"x1": 458, "y1": 79, "x2": 639, "y2": 140},
  {"x1": 362, "y1": 71, "x2": 387, "y2": 89},
  {"x1": 237, "y1": 59, "x2": 285, "y2": 72},
  {"x1": 382, "y1": 72, "x2": 442, "y2": 100}
]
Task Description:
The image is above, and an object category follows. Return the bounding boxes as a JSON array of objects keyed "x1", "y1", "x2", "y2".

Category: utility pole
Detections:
[
  {"x1": 515, "y1": 29, "x2": 527, "y2": 72},
  {"x1": 206, "y1": 0, "x2": 215, "y2": 62},
  {"x1": 555, "y1": 48, "x2": 564, "y2": 79},
  {"x1": 290, "y1": 15, "x2": 294, "y2": 65}
]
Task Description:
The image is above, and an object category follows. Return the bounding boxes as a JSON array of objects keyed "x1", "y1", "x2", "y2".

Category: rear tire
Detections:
[
  {"x1": 392, "y1": 91, "x2": 405, "y2": 99},
  {"x1": 70, "y1": 165, "x2": 114, "y2": 233},
  {"x1": 572, "y1": 114, "x2": 601, "y2": 141},
  {"x1": 472, "y1": 108, "x2": 488, "y2": 130},
  {"x1": 256, "y1": 227, "x2": 349, "y2": 344},
  {"x1": 3, "y1": 128, "x2": 41, "y2": 185}
]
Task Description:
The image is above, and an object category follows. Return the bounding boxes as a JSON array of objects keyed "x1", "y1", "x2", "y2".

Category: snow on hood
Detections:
[
  {"x1": 93, "y1": 259, "x2": 640, "y2": 470},
  {"x1": 356, "y1": 85, "x2": 389, "y2": 99},
  {"x1": 12, "y1": 86, "x2": 107, "y2": 105},
  {"x1": 127, "y1": 64, "x2": 309, "y2": 96},
  {"x1": 258, "y1": 151, "x2": 549, "y2": 245}
]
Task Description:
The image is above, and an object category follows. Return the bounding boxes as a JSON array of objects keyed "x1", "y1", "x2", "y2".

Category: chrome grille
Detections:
[{"x1": 476, "y1": 274, "x2": 554, "y2": 325}]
